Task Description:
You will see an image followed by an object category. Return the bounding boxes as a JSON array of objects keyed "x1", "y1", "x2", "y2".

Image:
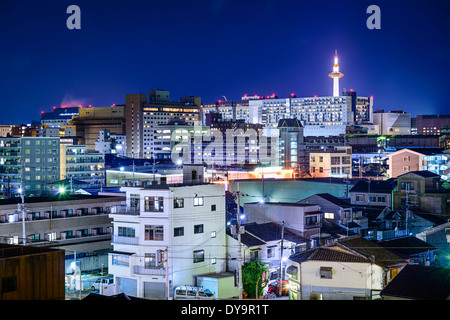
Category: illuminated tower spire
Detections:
[{"x1": 328, "y1": 50, "x2": 344, "y2": 97}]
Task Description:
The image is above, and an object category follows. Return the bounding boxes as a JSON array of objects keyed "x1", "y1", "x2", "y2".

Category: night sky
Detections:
[{"x1": 1, "y1": 0, "x2": 449, "y2": 124}]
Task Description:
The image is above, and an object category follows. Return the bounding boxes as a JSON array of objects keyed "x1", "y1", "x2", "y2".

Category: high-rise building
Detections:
[
  {"x1": 0, "y1": 137, "x2": 60, "y2": 197},
  {"x1": 125, "y1": 90, "x2": 201, "y2": 159},
  {"x1": 60, "y1": 144, "x2": 105, "y2": 187},
  {"x1": 69, "y1": 105, "x2": 126, "y2": 150},
  {"x1": 278, "y1": 118, "x2": 305, "y2": 174}
]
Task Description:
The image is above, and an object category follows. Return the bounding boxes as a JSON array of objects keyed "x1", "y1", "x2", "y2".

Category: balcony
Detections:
[
  {"x1": 112, "y1": 234, "x2": 139, "y2": 245},
  {"x1": 133, "y1": 265, "x2": 166, "y2": 276},
  {"x1": 110, "y1": 205, "x2": 140, "y2": 215}
]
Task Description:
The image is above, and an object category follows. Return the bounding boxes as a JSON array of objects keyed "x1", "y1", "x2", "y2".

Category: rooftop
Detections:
[{"x1": 380, "y1": 264, "x2": 450, "y2": 300}]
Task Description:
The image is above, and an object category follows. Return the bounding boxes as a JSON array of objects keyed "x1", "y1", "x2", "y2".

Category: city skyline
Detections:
[{"x1": 1, "y1": 0, "x2": 449, "y2": 124}]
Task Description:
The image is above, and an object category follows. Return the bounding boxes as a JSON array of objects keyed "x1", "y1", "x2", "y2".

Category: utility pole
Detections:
[
  {"x1": 279, "y1": 221, "x2": 285, "y2": 297},
  {"x1": 236, "y1": 187, "x2": 243, "y2": 300},
  {"x1": 20, "y1": 163, "x2": 26, "y2": 245}
]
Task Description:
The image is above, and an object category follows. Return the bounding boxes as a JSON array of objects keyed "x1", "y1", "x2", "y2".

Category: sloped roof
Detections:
[
  {"x1": 380, "y1": 264, "x2": 450, "y2": 300},
  {"x1": 337, "y1": 236, "x2": 407, "y2": 268},
  {"x1": 289, "y1": 247, "x2": 369, "y2": 264},
  {"x1": 376, "y1": 236, "x2": 437, "y2": 259},
  {"x1": 349, "y1": 179, "x2": 397, "y2": 193},
  {"x1": 277, "y1": 118, "x2": 303, "y2": 128},
  {"x1": 397, "y1": 170, "x2": 440, "y2": 179},
  {"x1": 305, "y1": 193, "x2": 352, "y2": 207}
]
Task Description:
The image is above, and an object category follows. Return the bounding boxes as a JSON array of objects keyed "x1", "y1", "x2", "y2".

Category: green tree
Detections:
[{"x1": 242, "y1": 259, "x2": 269, "y2": 298}]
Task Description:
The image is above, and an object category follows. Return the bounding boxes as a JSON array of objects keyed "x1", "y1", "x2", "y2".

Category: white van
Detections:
[
  {"x1": 91, "y1": 277, "x2": 114, "y2": 291},
  {"x1": 174, "y1": 286, "x2": 215, "y2": 300}
]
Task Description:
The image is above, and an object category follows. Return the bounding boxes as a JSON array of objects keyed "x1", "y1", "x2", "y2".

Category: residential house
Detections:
[
  {"x1": 336, "y1": 236, "x2": 407, "y2": 286},
  {"x1": 393, "y1": 170, "x2": 450, "y2": 216},
  {"x1": 286, "y1": 236, "x2": 406, "y2": 300},
  {"x1": 243, "y1": 202, "x2": 322, "y2": 243},
  {"x1": 227, "y1": 222, "x2": 309, "y2": 282},
  {"x1": 377, "y1": 236, "x2": 438, "y2": 265},
  {"x1": 349, "y1": 179, "x2": 396, "y2": 208},
  {"x1": 380, "y1": 264, "x2": 450, "y2": 300},
  {"x1": 298, "y1": 193, "x2": 365, "y2": 235},
  {"x1": 108, "y1": 181, "x2": 226, "y2": 299},
  {"x1": 386, "y1": 148, "x2": 426, "y2": 178}
]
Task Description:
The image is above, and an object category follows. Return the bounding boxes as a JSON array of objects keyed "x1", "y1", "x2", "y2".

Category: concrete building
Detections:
[
  {"x1": 417, "y1": 114, "x2": 450, "y2": 135},
  {"x1": 40, "y1": 107, "x2": 79, "y2": 128},
  {"x1": 0, "y1": 137, "x2": 60, "y2": 197},
  {"x1": 108, "y1": 182, "x2": 226, "y2": 299},
  {"x1": 243, "y1": 202, "x2": 322, "y2": 240},
  {"x1": 125, "y1": 90, "x2": 201, "y2": 160},
  {"x1": 278, "y1": 118, "x2": 305, "y2": 175},
  {"x1": 386, "y1": 148, "x2": 426, "y2": 178},
  {"x1": 372, "y1": 110, "x2": 411, "y2": 135},
  {"x1": 309, "y1": 146, "x2": 352, "y2": 178},
  {"x1": 60, "y1": 144, "x2": 105, "y2": 188},
  {"x1": 69, "y1": 105, "x2": 126, "y2": 150},
  {"x1": 94, "y1": 129, "x2": 126, "y2": 157}
]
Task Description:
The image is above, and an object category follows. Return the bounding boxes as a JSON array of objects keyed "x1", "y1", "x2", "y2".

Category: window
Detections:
[
  {"x1": 211, "y1": 204, "x2": 216, "y2": 211},
  {"x1": 194, "y1": 197, "x2": 204, "y2": 207},
  {"x1": 174, "y1": 227, "x2": 184, "y2": 237},
  {"x1": 403, "y1": 166, "x2": 410, "y2": 172},
  {"x1": 144, "y1": 253, "x2": 157, "y2": 268},
  {"x1": 305, "y1": 215, "x2": 318, "y2": 226},
  {"x1": 369, "y1": 195, "x2": 377, "y2": 202},
  {"x1": 377, "y1": 196, "x2": 386, "y2": 203},
  {"x1": 194, "y1": 224, "x2": 204, "y2": 234},
  {"x1": 145, "y1": 196, "x2": 164, "y2": 212},
  {"x1": 112, "y1": 255, "x2": 129, "y2": 267},
  {"x1": 403, "y1": 156, "x2": 410, "y2": 162},
  {"x1": 324, "y1": 212, "x2": 334, "y2": 219},
  {"x1": 174, "y1": 198, "x2": 184, "y2": 208},
  {"x1": 211, "y1": 231, "x2": 216, "y2": 238},
  {"x1": 145, "y1": 225, "x2": 164, "y2": 241},
  {"x1": 319, "y1": 266, "x2": 333, "y2": 279},
  {"x1": 401, "y1": 182, "x2": 414, "y2": 191},
  {"x1": 118, "y1": 227, "x2": 135, "y2": 238},
  {"x1": 267, "y1": 247, "x2": 275, "y2": 259},
  {"x1": 193, "y1": 250, "x2": 204, "y2": 263},
  {"x1": 355, "y1": 194, "x2": 364, "y2": 201}
]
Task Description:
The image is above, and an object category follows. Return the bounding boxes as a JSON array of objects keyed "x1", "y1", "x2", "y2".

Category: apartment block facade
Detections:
[
  {"x1": 0, "y1": 137, "x2": 60, "y2": 197},
  {"x1": 108, "y1": 183, "x2": 226, "y2": 299}
]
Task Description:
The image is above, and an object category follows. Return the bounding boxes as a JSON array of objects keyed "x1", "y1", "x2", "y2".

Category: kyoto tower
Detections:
[{"x1": 329, "y1": 50, "x2": 343, "y2": 97}]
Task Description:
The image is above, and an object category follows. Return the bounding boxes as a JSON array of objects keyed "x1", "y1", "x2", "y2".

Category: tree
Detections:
[{"x1": 242, "y1": 259, "x2": 268, "y2": 298}]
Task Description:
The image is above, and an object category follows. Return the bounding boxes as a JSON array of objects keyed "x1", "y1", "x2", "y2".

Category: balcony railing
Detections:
[
  {"x1": 110, "y1": 205, "x2": 140, "y2": 215},
  {"x1": 112, "y1": 234, "x2": 139, "y2": 245},
  {"x1": 133, "y1": 265, "x2": 166, "y2": 276}
]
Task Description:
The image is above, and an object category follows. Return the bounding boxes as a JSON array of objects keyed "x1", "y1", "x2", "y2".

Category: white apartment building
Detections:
[{"x1": 108, "y1": 182, "x2": 226, "y2": 299}]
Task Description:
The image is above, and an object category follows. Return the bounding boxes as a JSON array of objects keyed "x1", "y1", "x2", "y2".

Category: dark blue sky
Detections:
[{"x1": 1, "y1": 0, "x2": 449, "y2": 124}]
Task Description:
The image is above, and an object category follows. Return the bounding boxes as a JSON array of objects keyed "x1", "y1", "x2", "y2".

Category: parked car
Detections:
[
  {"x1": 268, "y1": 280, "x2": 289, "y2": 296},
  {"x1": 91, "y1": 277, "x2": 114, "y2": 291},
  {"x1": 174, "y1": 286, "x2": 215, "y2": 300}
]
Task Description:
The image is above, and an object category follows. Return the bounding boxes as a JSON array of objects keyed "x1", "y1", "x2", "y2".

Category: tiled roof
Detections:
[
  {"x1": 289, "y1": 247, "x2": 369, "y2": 264},
  {"x1": 337, "y1": 236, "x2": 406, "y2": 268},
  {"x1": 380, "y1": 264, "x2": 450, "y2": 300},
  {"x1": 376, "y1": 236, "x2": 437, "y2": 259}
]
